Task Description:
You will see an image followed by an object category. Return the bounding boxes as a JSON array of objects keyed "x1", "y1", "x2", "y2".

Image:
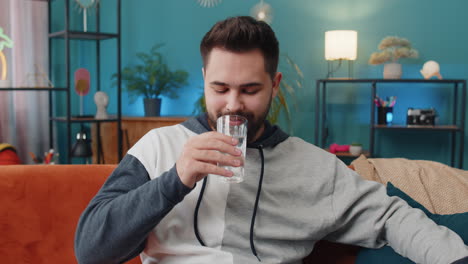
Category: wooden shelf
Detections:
[
  {"x1": 0, "y1": 87, "x2": 67, "y2": 91},
  {"x1": 49, "y1": 30, "x2": 118, "y2": 40},
  {"x1": 325, "y1": 148, "x2": 370, "y2": 158},
  {"x1": 318, "y1": 78, "x2": 466, "y2": 84},
  {"x1": 51, "y1": 116, "x2": 119, "y2": 123},
  {"x1": 373, "y1": 124, "x2": 460, "y2": 131}
]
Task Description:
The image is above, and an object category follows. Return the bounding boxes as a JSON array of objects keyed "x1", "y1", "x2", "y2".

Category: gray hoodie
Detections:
[{"x1": 75, "y1": 114, "x2": 468, "y2": 264}]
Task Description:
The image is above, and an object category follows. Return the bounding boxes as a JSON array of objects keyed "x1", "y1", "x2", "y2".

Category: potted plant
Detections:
[
  {"x1": 114, "y1": 43, "x2": 189, "y2": 116},
  {"x1": 368, "y1": 36, "x2": 419, "y2": 79}
]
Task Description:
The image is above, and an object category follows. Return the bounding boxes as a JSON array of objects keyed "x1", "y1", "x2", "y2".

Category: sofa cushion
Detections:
[
  {"x1": 0, "y1": 165, "x2": 115, "y2": 264},
  {"x1": 356, "y1": 182, "x2": 468, "y2": 264}
]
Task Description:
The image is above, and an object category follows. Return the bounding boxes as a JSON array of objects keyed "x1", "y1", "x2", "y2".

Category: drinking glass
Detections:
[{"x1": 216, "y1": 115, "x2": 247, "y2": 183}]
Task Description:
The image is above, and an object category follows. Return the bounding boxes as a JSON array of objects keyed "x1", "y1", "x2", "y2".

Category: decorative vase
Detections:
[
  {"x1": 144, "y1": 98, "x2": 162, "y2": 117},
  {"x1": 383, "y1": 63, "x2": 402, "y2": 79}
]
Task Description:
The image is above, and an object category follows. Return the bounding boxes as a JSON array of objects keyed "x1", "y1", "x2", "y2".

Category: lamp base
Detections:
[{"x1": 326, "y1": 60, "x2": 354, "y2": 79}]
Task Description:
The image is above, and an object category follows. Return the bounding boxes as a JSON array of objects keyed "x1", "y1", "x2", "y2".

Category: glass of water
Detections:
[{"x1": 216, "y1": 115, "x2": 247, "y2": 183}]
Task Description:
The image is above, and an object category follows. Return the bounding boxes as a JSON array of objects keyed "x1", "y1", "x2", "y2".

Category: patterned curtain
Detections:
[{"x1": 0, "y1": 0, "x2": 49, "y2": 164}]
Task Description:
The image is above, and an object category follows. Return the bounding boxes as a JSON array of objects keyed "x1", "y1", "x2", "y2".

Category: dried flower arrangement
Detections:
[{"x1": 369, "y1": 36, "x2": 419, "y2": 65}]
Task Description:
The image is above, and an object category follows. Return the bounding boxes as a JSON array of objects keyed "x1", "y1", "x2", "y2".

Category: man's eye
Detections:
[
  {"x1": 243, "y1": 90, "x2": 258, "y2": 95},
  {"x1": 215, "y1": 89, "x2": 228, "y2": 94}
]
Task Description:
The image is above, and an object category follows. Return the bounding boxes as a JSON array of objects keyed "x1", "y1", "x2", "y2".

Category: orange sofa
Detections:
[{"x1": 0, "y1": 165, "x2": 358, "y2": 263}]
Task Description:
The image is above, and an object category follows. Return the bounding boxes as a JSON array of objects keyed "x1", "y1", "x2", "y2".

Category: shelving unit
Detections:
[
  {"x1": 0, "y1": 0, "x2": 123, "y2": 164},
  {"x1": 315, "y1": 79, "x2": 466, "y2": 168},
  {"x1": 48, "y1": 0, "x2": 122, "y2": 163}
]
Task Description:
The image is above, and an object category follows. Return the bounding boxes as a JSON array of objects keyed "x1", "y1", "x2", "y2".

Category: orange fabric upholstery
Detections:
[
  {"x1": 0, "y1": 165, "x2": 140, "y2": 264},
  {"x1": 0, "y1": 164, "x2": 357, "y2": 264}
]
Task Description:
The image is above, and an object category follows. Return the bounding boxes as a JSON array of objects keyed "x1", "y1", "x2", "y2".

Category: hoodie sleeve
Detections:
[
  {"x1": 325, "y1": 158, "x2": 468, "y2": 264},
  {"x1": 74, "y1": 154, "x2": 193, "y2": 264}
]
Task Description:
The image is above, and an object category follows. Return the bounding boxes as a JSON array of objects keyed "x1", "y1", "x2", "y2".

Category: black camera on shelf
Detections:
[{"x1": 406, "y1": 108, "x2": 436, "y2": 126}]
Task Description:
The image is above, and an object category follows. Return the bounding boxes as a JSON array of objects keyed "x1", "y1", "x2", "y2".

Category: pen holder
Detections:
[{"x1": 378, "y1": 107, "x2": 393, "y2": 125}]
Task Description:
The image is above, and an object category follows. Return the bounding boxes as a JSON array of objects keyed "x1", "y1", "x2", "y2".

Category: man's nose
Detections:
[{"x1": 226, "y1": 93, "x2": 243, "y2": 113}]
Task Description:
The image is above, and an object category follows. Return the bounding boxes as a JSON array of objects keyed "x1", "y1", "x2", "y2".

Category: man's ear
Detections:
[
  {"x1": 272, "y1": 72, "x2": 282, "y2": 98},
  {"x1": 202, "y1": 67, "x2": 205, "y2": 80}
]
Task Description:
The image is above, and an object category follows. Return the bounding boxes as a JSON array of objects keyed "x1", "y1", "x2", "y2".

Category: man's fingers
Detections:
[
  {"x1": 196, "y1": 132, "x2": 239, "y2": 147},
  {"x1": 193, "y1": 150, "x2": 243, "y2": 167},
  {"x1": 190, "y1": 136, "x2": 241, "y2": 157},
  {"x1": 195, "y1": 161, "x2": 234, "y2": 178},
  {"x1": 176, "y1": 131, "x2": 244, "y2": 187}
]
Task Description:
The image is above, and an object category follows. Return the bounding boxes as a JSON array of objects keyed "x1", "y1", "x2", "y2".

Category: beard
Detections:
[{"x1": 207, "y1": 96, "x2": 272, "y2": 143}]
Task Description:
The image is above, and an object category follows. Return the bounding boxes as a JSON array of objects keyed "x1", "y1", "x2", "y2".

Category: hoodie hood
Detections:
[{"x1": 181, "y1": 113, "x2": 289, "y2": 148}]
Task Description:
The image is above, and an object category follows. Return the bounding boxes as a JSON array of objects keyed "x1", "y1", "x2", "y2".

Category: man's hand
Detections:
[{"x1": 176, "y1": 132, "x2": 243, "y2": 188}]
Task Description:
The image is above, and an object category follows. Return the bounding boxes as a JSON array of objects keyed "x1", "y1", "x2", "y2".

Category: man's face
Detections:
[{"x1": 203, "y1": 48, "x2": 282, "y2": 143}]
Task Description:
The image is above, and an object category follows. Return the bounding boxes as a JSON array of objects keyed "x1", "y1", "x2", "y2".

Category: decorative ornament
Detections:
[
  {"x1": 74, "y1": 0, "x2": 100, "y2": 32},
  {"x1": 94, "y1": 91, "x2": 109, "y2": 119},
  {"x1": 22, "y1": 64, "x2": 54, "y2": 88},
  {"x1": 420, "y1": 60, "x2": 442, "y2": 80},
  {"x1": 74, "y1": 68, "x2": 90, "y2": 116},
  {"x1": 0, "y1": 27, "x2": 14, "y2": 82},
  {"x1": 197, "y1": 0, "x2": 222, "y2": 8},
  {"x1": 250, "y1": 0, "x2": 274, "y2": 24}
]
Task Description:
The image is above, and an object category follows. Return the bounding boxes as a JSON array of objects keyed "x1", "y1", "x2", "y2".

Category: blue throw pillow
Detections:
[{"x1": 356, "y1": 182, "x2": 468, "y2": 264}]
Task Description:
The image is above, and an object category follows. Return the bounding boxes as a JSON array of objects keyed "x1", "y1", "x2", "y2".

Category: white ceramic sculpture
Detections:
[
  {"x1": 94, "y1": 91, "x2": 109, "y2": 119},
  {"x1": 420, "y1": 60, "x2": 442, "y2": 80}
]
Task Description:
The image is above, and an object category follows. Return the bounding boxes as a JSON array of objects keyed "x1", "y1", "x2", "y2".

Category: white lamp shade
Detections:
[{"x1": 325, "y1": 30, "x2": 358, "y2": 60}]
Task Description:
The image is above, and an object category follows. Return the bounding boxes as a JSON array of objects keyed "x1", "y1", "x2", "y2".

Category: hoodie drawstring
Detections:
[
  {"x1": 194, "y1": 145, "x2": 265, "y2": 262},
  {"x1": 250, "y1": 145, "x2": 264, "y2": 261},
  {"x1": 194, "y1": 177, "x2": 208, "y2": 246}
]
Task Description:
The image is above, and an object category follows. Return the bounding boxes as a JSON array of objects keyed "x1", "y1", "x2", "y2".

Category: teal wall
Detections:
[{"x1": 58, "y1": 0, "x2": 468, "y2": 167}]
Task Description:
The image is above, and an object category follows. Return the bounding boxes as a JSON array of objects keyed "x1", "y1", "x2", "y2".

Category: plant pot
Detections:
[
  {"x1": 383, "y1": 63, "x2": 402, "y2": 79},
  {"x1": 144, "y1": 98, "x2": 161, "y2": 117},
  {"x1": 349, "y1": 145, "x2": 362, "y2": 156}
]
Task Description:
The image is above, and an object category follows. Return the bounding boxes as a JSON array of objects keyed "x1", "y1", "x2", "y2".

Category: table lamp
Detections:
[{"x1": 325, "y1": 30, "x2": 357, "y2": 78}]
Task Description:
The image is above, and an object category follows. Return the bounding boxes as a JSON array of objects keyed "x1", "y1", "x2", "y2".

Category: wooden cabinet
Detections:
[{"x1": 92, "y1": 116, "x2": 187, "y2": 164}]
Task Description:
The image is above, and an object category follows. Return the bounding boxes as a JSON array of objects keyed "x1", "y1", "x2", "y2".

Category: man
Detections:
[{"x1": 75, "y1": 16, "x2": 468, "y2": 264}]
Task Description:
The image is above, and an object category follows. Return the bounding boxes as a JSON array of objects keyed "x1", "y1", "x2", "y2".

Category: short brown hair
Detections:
[{"x1": 200, "y1": 16, "x2": 279, "y2": 79}]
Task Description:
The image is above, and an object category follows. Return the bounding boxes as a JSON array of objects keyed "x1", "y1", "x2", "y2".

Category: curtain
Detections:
[{"x1": 0, "y1": 0, "x2": 49, "y2": 164}]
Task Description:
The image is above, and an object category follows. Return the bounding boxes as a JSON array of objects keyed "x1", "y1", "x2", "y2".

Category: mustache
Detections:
[{"x1": 216, "y1": 111, "x2": 253, "y2": 120}]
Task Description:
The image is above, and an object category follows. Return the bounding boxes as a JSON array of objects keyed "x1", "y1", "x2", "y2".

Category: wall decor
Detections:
[
  {"x1": 74, "y1": 68, "x2": 91, "y2": 116},
  {"x1": 0, "y1": 26, "x2": 13, "y2": 87},
  {"x1": 75, "y1": 0, "x2": 100, "y2": 32},
  {"x1": 368, "y1": 36, "x2": 419, "y2": 79},
  {"x1": 22, "y1": 64, "x2": 54, "y2": 88}
]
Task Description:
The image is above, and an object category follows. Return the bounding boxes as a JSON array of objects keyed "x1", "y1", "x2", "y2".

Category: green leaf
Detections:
[{"x1": 111, "y1": 43, "x2": 189, "y2": 103}]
